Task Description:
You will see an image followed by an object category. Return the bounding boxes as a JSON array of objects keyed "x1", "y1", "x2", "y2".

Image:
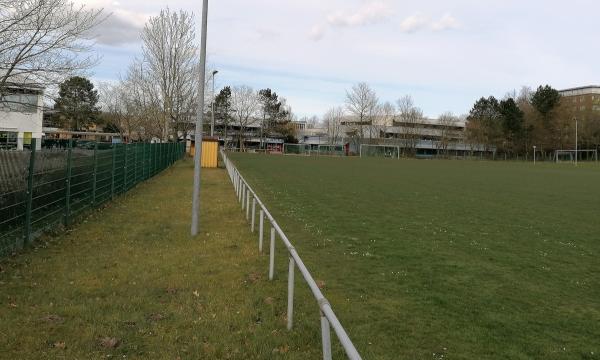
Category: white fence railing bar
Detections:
[{"x1": 220, "y1": 149, "x2": 363, "y2": 360}]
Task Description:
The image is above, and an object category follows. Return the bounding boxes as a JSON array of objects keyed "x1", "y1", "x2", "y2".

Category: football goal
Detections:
[
  {"x1": 359, "y1": 144, "x2": 400, "y2": 159},
  {"x1": 283, "y1": 143, "x2": 313, "y2": 156},
  {"x1": 318, "y1": 144, "x2": 345, "y2": 156},
  {"x1": 555, "y1": 149, "x2": 598, "y2": 163}
]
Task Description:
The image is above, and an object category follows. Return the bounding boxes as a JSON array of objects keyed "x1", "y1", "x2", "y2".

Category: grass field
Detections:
[{"x1": 229, "y1": 154, "x2": 600, "y2": 359}]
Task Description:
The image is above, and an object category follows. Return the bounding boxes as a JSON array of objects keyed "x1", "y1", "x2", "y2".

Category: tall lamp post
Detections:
[
  {"x1": 533, "y1": 145, "x2": 536, "y2": 165},
  {"x1": 191, "y1": 0, "x2": 209, "y2": 237},
  {"x1": 210, "y1": 70, "x2": 218, "y2": 137}
]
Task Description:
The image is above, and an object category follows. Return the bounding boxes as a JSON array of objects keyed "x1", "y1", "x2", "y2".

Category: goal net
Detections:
[
  {"x1": 283, "y1": 144, "x2": 312, "y2": 156},
  {"x1": 318, "y1": 144, "x2": 345, "y2": 156},
  {"x1": 555, "y1": 150, "x2": 598, "y2": 163},
  {"x1": 360, "y1": 144, "x2": 400, "y2": 159}
]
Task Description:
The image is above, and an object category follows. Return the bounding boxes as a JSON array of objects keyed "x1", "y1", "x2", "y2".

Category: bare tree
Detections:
[
  {"x1": 396, "y1": 95, "x2": 423, "y2": 155},
  {"x1": 345, "y1": 82, "x2": 378, "y2": 147},
  {"x1": 438, "y1": 112, "x2": 459, "y2": 156},
  {"x1": 0, "y1": 0, "x2": 105, "y2": 102},
  {"x1": 231, "y1": 85, "x2": 259, "y2": 150},
  {"x1": 120, "y1": 60, "x2": 165, "y2": 141},
  {"x1": 323, "y1": 107, "x2": 345, "y2": 144},
  {"x1": 307, "y1": 115, "x2": 320, "y2": 129},
  {"x1": 140, "y1": 8, "x2": 200, "y2": 141},
  {"x1": 376, "y1": 101, "x2": 396, "y2": 139},
  {"x1": 98, "y1": 82, "x2": 126, "y2": 136}
]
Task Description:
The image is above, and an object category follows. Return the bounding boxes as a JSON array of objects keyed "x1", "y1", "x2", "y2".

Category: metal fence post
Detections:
[
  {"x1": 141, "y1": 143, "x2": 146, "y2": 180},
  {"x1": 134, "y1": 142, "x2": 138, "y2": 184},
  {"x1": 321, "y1": 311, "x2": 333, "y2": 360},
  {"x1": 269, "y1": 227, "x2": 275, "y2": 280},
  {"x1": 259, "y1": 209, "x2": 264, "y2": 252},
  {"x1": 241, "y1": 184, "x2": 245, "y2": 210},
  {"x1": 287, "y1": 256, "x2": 295, "y2": 330},
  {"x1": 243, "y1": 184, "x2": 246, "y2": 206},
  {"x1": 23, "y1": 138, "x2": 37, "y2": 247},
  {"x1": 64, "y1": 139, "x2": 73, "y2": 226},
  {"x1": 111, "y1": 143, "x2": 116, "y2": 199},
  {"x1": 246, "y1": 191, "x2": 250, "y2": 220},
  {"x1": 91, "y1": 140, "x2": 98, "y2": 206},
  {"x1": 124, "y1": 143, "x2": 129, "y2": 190},
  {"x1": 251, "y1": 198, "x2": 256, "y2": 232}
]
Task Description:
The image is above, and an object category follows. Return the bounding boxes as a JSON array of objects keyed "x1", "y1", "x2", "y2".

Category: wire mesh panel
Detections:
[
  {"x1": 0, "y1": 141, "x2": 186, "y2": 259},
  {"x1": 318, "y1": 144, "x2": 345, "y2": 156},
  {"x1": 0, "y1": 150, "x2": 30, "y2": 256},
  {"x1": 360, "y1": 144, "x2": 400, "y2": 159},
  {"x1": 29, "y1": 149, "x2": 68, "y2": 237},
  {"x1": 283, "y1": 144, "x2": 313, "y2": 156}
]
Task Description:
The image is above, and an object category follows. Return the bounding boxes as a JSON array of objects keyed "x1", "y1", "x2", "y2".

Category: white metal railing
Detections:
[{"x1": 220, "y1": 149, "x2": 362, "y2": 360}]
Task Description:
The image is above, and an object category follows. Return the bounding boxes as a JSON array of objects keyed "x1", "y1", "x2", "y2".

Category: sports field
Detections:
[{"x1": 229, "y1": 153, "x2": 600, "y2": 359}]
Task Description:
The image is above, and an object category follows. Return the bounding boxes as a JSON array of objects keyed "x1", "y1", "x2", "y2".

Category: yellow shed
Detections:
[{"x1": 189, "y1": 138, "x2": 219, "y2": 168}]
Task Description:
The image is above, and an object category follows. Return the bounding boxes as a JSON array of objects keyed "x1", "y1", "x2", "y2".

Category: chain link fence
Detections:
[{"x1": 0, "y1": 140, "x2": 186, "y2": 258}]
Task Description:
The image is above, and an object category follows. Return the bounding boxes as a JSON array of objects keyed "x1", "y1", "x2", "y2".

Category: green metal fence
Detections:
[{"x1": 0, "y1": 140, "x2": 186, "y2": 258}]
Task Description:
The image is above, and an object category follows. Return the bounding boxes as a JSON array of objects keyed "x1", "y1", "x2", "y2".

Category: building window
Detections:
[
  {"x1": 580, "y1": 106, "x2": 586, "y2": 111},
  {"x1": 0, "y1": 92, "x2": 39, "y2": 113},
  {"x1": 593, "y1": 105, "x2": 600, "y2": 112},
  {"x1": 0, "y1": 131, "x2": 18, "y2": 150}
]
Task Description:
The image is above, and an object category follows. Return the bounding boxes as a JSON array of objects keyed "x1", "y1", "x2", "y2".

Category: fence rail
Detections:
[
  {"x1": 221, "y1": 149, "x2": 362, "y2": 360},
  {"x1": 0, "y1": 140, "x2": 186, "y2": 258}
]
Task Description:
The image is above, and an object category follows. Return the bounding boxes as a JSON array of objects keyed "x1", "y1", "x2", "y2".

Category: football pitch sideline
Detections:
[{"x1": 230, "y1": 153, "x2": 600, "y2": 359}]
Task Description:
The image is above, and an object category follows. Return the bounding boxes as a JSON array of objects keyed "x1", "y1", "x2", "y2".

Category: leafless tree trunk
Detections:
[
  {"x1": 376, "y1": 101, "x2": 396, "y2": 140},
  {"x1": 323, "y1": 107, "x2": 345, "y2": 144},
  {"x1": 345, "y1": 82, "x2": 378, "y2": 149},
  {"x1": 0, "y1": 0, "x2": 105, "y2": 102},
  {"x1": 231, "y1": 85, "x2": 259, "y2": 151},
  {"x1": 397, "y1": 95, "x2": 423, "y2": 156},
  {"x1": 140, "y1": 9, "x2": 199, "y2": 142},
  {"x1": 438, "y1": 112, "x2": 459, "y2": 156}
]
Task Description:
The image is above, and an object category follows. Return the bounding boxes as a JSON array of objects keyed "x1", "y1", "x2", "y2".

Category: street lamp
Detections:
[
  {"x1": 533, "y1": 145, "x2": 536, "y2": 165},
  {"x1": 210, "y1": 70, "x2": 218, "y2": 137},
  {"x1": 191, "y1": 0, "x2": 209, "y2": 237}
]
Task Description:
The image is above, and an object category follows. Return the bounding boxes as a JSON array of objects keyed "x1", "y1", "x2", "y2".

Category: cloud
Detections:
[
  {"x1": 308, "y1": 24, "x2": 326, "y2": 41},
  {"x1": 399, "y1": 13, "x2": 461, "y2": 34},
  {"x1": 326, "y1": 1, "x2": 394, "y2": 28},
  {"x1": 92, "y1": 12, "x2": 144, "y2": 45},
  {"x1": 432, "y1": 14, "x2": 461, "y2": 31},
  {"x1": 399, "y1": 14, "x2": 429, "y2": 33}
]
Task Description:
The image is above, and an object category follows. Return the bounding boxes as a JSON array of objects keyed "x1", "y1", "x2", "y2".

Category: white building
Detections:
[
  {"x1": 295, "y1": 116, "x2": 491, "y2": 156},
  {"x1": 0, "y1": 81, "x2": 44, "y2": 150}
]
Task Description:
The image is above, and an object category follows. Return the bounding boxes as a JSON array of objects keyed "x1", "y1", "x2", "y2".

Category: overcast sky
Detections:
[{"x1": 80, "y1": 0, "x2": 599, "y2": 119}]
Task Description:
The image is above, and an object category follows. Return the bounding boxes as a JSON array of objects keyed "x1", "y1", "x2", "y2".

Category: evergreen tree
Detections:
[
  {"x1": 54, "y1": 76, "x2": 100, "y2": 130},
  {"x1": 531, "y1": 85, "x2": 561, "y2": 122},
  {"x1": 214, "y1": 86, "x2": 233, "y2": 146},
  {"x1": 498, "y1": 98, "x2": 525, "y2": 153}
]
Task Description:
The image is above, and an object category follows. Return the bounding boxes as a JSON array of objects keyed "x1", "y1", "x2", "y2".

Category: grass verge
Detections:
[{"x1": 0, "y1": 159, "x2": 331, "y2": 359}]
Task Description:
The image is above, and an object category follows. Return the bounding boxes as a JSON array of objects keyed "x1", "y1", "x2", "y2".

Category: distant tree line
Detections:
[
  {"x1": 466, "y1": 85, "x2": 600, "y2": 158},
  {"x1": 322, "y1": 82, "x2": 461, "y2": 156},
  {"x1": 214, "y1": 85, "x2": 296, "y2": 149}
]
